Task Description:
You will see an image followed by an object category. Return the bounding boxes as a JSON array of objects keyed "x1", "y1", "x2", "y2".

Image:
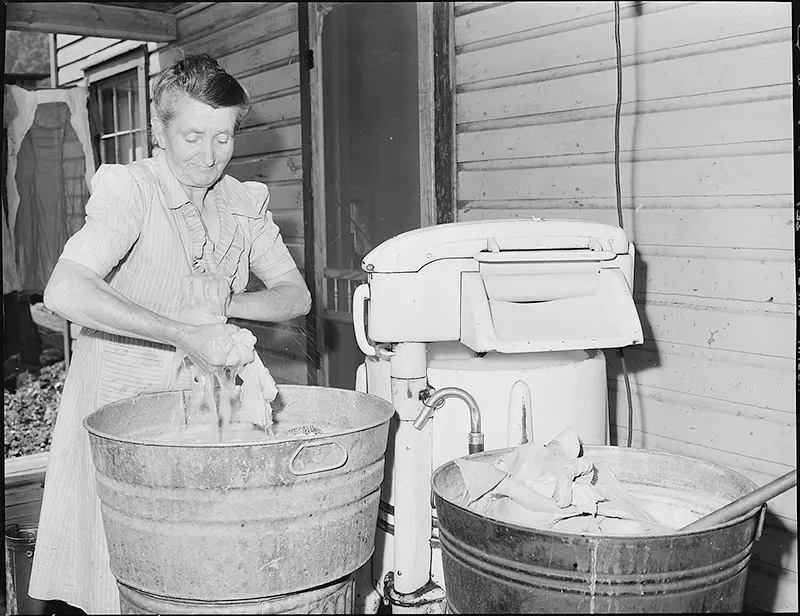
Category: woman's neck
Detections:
[{"x1": 186, "y1": 186, "x2": 210, "y2": 208}]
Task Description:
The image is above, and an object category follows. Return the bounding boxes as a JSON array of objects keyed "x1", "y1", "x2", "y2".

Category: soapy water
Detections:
[
  {"x1": 145, "y1": 420, "x2": 328, "y2": 444},
  {"x1": 626, "y1": 486, "x2": 722, "y2": 530},
  {"x1": 128, "y1": 360, "x2": 327, "y2": 444}
]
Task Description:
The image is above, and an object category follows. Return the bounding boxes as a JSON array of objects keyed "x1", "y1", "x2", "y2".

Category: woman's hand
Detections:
[
  {"x1": 178, "y1": 322, "x2": 254, "y2": 373},
  {"x1": 180, "y1": 272, "x2": 232, "y2": 317}
]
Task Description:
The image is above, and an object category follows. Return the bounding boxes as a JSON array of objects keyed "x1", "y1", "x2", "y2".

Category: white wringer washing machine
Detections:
[{"x1": 351, "y1": 218, "x2": 644, "y2": 614}]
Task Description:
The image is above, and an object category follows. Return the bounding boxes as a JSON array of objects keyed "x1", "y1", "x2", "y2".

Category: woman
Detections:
[{"x1": 28, "y1": 54, "x2": 311, "y2": 614}]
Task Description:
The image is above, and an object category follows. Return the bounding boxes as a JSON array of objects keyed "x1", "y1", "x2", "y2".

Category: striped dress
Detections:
[{"x1": 28, "y1": 149, "x2": 297, "y2": 614}]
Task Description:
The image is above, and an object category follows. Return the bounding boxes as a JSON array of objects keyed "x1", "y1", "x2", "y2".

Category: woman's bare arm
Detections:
[
  {"x1": 44, "y1": 258, "x2": 244, "y2": 372},
  {"x1": 226, "y1": 267, "x2": 312, "y2": 323}
]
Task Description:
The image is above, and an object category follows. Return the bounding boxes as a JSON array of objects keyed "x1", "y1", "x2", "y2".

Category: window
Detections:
[
  {"x1": 93, "y1": 69, "x2": 146, "y2": 164},
  {"x1": 85, "y1": 47, "x2": 149, "y2": 165}
]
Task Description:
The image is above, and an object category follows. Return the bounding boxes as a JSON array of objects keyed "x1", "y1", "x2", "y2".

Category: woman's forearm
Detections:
[
  {"x1": 44, "y1": 259, "x2": 190, "y2": 348},
  {"x1": 226, "y1": 282, "x2": 312, "y2": 323}
]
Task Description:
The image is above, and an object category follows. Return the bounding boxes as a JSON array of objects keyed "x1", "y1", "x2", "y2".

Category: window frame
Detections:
[{"x1": 83, "y1": 45, "x2": 150, "y2": 165}]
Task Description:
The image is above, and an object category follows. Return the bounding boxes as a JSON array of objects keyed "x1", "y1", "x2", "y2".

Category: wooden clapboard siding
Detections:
[
  {"x1": 53, "y1": 2, "x2": 308, "y2": 385},
  {"x1": 453, "y1": 1, "x2": 795, "y2": 612}
]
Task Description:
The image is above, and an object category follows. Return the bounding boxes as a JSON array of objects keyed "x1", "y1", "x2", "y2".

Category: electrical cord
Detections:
[{"x1": 612, "y1": 0, "x2": 635, "y2": 448}]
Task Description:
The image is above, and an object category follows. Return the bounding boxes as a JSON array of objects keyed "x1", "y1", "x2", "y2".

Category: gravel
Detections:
[
  {"x1": 4, "y1": 361, "x2": 66, "y2": 458},
  {"x1": 4, "y1": 303, "x2": 67, "y2": 459}
]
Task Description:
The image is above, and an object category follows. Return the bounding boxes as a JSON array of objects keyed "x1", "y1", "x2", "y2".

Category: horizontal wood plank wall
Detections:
[
  {"x1": 54, "y1": 2, "x2": 308, "y2": 384},
  {"x1": 452, "y1": 1, "x2": 795, "y2": 612}
]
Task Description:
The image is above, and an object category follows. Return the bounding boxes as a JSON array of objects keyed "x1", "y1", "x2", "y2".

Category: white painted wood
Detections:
[
  {"x1": 83, "y1": 47, "x2": 148, "y2": 86},
  {"x1": 458, "y1": 97, "x2": 792, "y2": 162},
  {"x1": 632, "y1": 249, "x2": 794, "y2": 305},
  {"x1": 58, "y1": 39, "x2": 144, "y2": 85},
  {"x1": 457, "y1": 148, "x2": 792, "y2": 196},
  {"x1": 57, "y1": 34, "x2": 82, "y2": 47},
  {"x1": 607, "y1": 342, "x2": 794, "y2": 414},
  {"x1": 457, "y1": 150, "x2": 792, "y2": 198},
  {"x1": 460, "y1": 203, "x2": 792, "y2": 251},
  {"x1": 457, "y1": 42, "x2": 790, "y2": 124},
  {"x1": 607, "y1": 378, "x2": 796, "y2": 468},
  {"x1": 456, "y1": 2, "x2": 789, "y2": 86},
  {"x1": 57, "y1": 36, "x2": 120, "y2": 67},
  {"x1": 636, "y1": 296, "x2": 794, "y2": 358},
  {"x1": 455, "y1": 1, "x2": 638, "y2": 47}
]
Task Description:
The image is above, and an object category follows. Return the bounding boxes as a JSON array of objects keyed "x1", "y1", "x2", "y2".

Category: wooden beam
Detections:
[
  {"x1": 6, "y1": 2, "x2": 177, "y2": 42},
  {"x1": 298, "y1": 2, "x2": 322, "y2": 386},
  {"x1": 432, "y1": 1, "x2": 456, "y2": 224}
]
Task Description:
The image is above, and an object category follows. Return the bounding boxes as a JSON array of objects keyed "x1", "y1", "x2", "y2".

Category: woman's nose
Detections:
[{"x1": 201, "y1": 141, "x2": 215, "y2": 166}]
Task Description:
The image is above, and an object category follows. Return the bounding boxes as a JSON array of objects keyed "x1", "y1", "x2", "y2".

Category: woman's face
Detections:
[{"x1": 153, "y1": 96, "x2": 237, "y2": 191}]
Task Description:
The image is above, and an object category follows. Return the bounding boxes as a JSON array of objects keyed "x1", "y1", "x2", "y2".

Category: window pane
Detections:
[
  {"x1": 102, "y1": 138, "x2": 116, "y2": 164},
  {"x1": 118, "y1": 85, "x2": 131, "y2": 132},
  {"x1": 118, "y1": 133, "x2": 132, "y2": 164},
  {"x1": 101, "y1": 89, "x2": 115, "y2": 134},
  {"x1": 131, "y1": 85, "x2": 140, "y2": 128}
]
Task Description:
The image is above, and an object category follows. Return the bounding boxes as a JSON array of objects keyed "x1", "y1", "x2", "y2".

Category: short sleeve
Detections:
[
  {"x1": 245, "y1": 182, "x2": 298, "y2": 284},
  {"x1": 60, "y1": 164, "x2": 144, "y2": 278}
]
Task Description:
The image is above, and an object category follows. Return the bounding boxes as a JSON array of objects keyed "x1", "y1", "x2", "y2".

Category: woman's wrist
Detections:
[
  {"x1": 164, "y1": 321, "x2": 195, "y2": 351},
  {"x1": 225, "y1": 292, "x2": 244, "y2": 320}
]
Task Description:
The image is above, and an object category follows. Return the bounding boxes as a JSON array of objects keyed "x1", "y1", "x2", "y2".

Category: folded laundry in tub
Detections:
[{"x1": 455, "y1": 428, "x2": 675, "y2": 534}]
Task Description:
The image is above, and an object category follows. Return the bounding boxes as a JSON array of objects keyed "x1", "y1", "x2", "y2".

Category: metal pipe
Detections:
[{"x1": 414, "y1": 387, "x2": 484, "y2": 454}]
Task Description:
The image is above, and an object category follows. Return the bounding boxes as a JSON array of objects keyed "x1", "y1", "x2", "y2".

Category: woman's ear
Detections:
[
  {"x1": 151, "y1": 118, "x2": 166, "y2": 149},
  {"x1": 150, "y1": 101, "x2": 166, "y2": 148}
]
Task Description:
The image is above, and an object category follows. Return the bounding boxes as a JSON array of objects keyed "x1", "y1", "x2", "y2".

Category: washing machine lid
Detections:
[
  {"x1": 362, "y1": 218, "x2": 629, "y2": 274},
  {"x1": 358, "y1": 219, "x2": 644, "y2": 353}
]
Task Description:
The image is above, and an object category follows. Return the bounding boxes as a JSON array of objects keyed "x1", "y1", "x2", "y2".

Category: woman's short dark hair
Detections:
[{"x1": 151, "y1": 53, "x2": 251, "y2": 131}]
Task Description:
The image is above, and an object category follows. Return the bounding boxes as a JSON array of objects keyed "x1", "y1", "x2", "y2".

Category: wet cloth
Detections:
[
  {"x1": 175, "y1": 279, "x2": 278, "y2": 431},
  {"x1": 456, "y1": 428, "x2": 676, "y2": 535},
  {"x1": 28, "y1": 149, "x2": 297, "y2": 614}
]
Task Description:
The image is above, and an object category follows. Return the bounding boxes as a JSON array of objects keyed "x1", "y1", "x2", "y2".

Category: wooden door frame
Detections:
[{"x1": 299, "y1": 1, "x2": 455, "y2": 386}]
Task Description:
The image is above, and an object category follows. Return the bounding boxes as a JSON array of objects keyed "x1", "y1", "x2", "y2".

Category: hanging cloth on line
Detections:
[{"x1": 4, "y1": 85, "x2": 96, "y2": 294}]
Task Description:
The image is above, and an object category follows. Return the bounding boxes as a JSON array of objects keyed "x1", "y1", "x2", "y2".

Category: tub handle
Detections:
[
  {"x1": 289, "y1": 441, "x2": 349, "y2": 476},
  {"x1": 755, "y1": 505, "x2": 767, "y2": 542}
]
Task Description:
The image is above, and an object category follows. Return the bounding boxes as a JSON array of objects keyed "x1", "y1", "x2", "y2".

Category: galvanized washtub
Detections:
[
  {"x1": 83, "y1": 385, "x2": 394, "y2": 611},
  {"x1": 432, "y1": 446, "x2": 765, "y2": 614}
]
